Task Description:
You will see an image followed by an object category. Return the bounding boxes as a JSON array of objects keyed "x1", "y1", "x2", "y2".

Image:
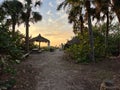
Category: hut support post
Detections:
[
  {"x1": 48, "y1": 42, "x2": 50, "y2": 49},
  {"x1": 39, "y1": 42, "x2": 41, "y2": 50}
]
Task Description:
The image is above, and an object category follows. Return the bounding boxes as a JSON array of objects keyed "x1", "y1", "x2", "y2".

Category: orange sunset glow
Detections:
[{"x1": 16, "y1": 0, "x2": 74, "y2": 46}]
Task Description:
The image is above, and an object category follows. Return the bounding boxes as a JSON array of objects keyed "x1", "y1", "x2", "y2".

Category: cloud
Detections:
[
  {"x1": 48, "y1": 17, "x2": 54, "y2": 23},
  {"x1": 41, "y1": 0, "x2": 44, "y2": 2},
  {"x1": 16, "y1": 0, "x2": 74, "y2": 46},
  {"x1": 56, "y1": 0, "x2": 64, "y2": 5},
  {"x1": 46, "y1": 10, "x2": 53, "y2": 16},
  {"x1": 18, "y1": 20, "x2": 74, "y2": 46},
  {"x1": 44, "y1": 33, "x2": 60, "y2": 37},
  {"x1": 49, "y1": 2, "x2": 53, "y2": 7}
]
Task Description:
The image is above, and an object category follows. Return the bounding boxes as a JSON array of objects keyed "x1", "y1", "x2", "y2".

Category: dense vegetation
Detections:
[
  {"x1": 58, "y1": 0, "x2": 120, "y2": 63},
  {"x1": 0, "y1": 0, "x2": 120, "y2": 89},
  {"x1": 0, "y1": 0, "x2": 42, "y2": 89}
]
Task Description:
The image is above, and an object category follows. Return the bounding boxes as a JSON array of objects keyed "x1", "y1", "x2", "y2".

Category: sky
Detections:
[{"x1": 5, "y1": 0, "x2": 74, "y2": 47}]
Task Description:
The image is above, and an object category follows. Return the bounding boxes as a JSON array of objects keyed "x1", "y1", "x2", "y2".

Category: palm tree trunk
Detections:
[
  {"x1": 105, "y1": 9, "x2": 109, "y2": 56},
  {"x1": 80, "y1": 16, "x2": 83, "y2": 35},
  {"x1": 12, "y1": 23, "x2": 15, "y2": 38},
  {"x1": 12, "y1": 18, "x2": 16, "y2": 38},
  {"x1": 88, "y1": 13, "x2": 95, "y2": 62},
  {"x1": 25, "y1": 7, "x2": 31, "y2": 53},
  {"x1": 86, "y1": 0, "x2": 95, "y2": 62},
  {"x1": 25, "y1": 21, "x2": 29, "y2": 53}
]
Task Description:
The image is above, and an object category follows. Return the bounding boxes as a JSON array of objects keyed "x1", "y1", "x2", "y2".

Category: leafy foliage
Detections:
[
  {"x1": 66, "y1": 27, "x2": 106, "y2": 63},
  {"x1": 0, "y1": 26, "x2": 22, "y2": 71},
  {"x1": 0, "y1": 25, "x2": 22, "y2": 89},
  {"x1": 107, "y1": 23, "x2": 120, "y2": 56}
]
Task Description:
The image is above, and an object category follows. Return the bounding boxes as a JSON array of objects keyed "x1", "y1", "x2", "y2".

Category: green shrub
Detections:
[
  {"x1": 66, "y1": 30, "x2": 105, "y2": 63},
  {"x1": 0, "y1": 25, "x2": 22, "y2": 89},
  {"x1": 66, "y1": 44, "x2": 90, "y2": 63},
  {"x1": 0, "y1": 26, "x2": 22, "y2": 75}
]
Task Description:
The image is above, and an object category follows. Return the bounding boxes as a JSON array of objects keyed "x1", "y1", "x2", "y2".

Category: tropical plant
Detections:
[
  {"x1": 21, "y1": 0, "x2": 42, "y2": 52},
  {"x1": 108, "y1": 23, "x2": 120, "y2": 56},
  {"x1": 57, "y1": 0, "x2": 95, "y2": 62},
  {"x1": 66, "y1": 26, "x2": 105, "y2": 63},
  {"x1": 93, "y1": 0, "x2": 114, "y2": 56},
  {"x1": 0, "y1": 25, "x2": 22, "y2": 89},
  {"x1": 1, "y1": 0, "x2": 23, "y2": 37}
]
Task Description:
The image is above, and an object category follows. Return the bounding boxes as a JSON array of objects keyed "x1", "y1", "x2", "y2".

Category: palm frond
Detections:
[
  {"x1": 57, "y1": 1, "x2": 66, "y2": 11},
  {"x1": 32, "y1": 12, "x2": 42, "y2": 22},
  {"x1": 35, "y1": 1, "x2": 42, "y2": 7}
]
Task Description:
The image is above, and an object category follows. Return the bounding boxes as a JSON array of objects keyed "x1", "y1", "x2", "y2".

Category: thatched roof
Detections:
[
  {"x1": 67, "y1": 36, "x2": 80, "y2": 45},
  {"x1": 30, "y1": 34, "x2": 50, "y2": 43}
]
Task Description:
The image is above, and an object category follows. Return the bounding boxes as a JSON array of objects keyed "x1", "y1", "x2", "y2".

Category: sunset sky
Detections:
[
  {"x1": 0, "y1": 0, "x2": 74, "y2": 46},
  {"x1": 16, "y1": 0, "x2": 74, "y2": 46}
]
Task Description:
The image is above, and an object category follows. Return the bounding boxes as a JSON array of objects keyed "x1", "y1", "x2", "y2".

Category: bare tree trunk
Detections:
[
  {"x1": 25, "y1": 7, "x2": 31, "y2": 53},
  {"x1": 25, "y1": 21, "x2": 29, "y2": 53}
]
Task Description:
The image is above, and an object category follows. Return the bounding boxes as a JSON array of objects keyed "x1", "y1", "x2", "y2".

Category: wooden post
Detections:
[{"x1": 39, "y1": 42, "x2": 40, "y2": 50}]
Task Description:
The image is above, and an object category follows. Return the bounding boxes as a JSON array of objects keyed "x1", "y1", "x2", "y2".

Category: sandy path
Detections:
[
  {"x1": 14, "y1": 49, "x2": 120, "y2": 90},
  {"x1": 27, "y1": 49, "x2": 85, "y2": 90}
]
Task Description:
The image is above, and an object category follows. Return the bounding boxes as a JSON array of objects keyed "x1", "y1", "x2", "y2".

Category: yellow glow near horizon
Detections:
[
  {"x1": 17, "y1": 22, "x2": 74, "y2": 46},
  {"x1": 15, "y1": 0, "x2": 75, "y2": 47}
]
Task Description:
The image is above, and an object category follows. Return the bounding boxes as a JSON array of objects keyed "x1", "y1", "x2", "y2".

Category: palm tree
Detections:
[
  {"x1": 58, "y1": 0, "x2": 95, "y2": 62},
  {"x1": 21, "y1": 0, "x2": 42, "y2": 52},
  {"x1": 57, "y1": 0, "x2": 84, "y2": 35},
  {"x1": 1, "y1": 0, "x2": 23, "y2": 37},
  {"x1": 94, "y1": 0, "x2": 112, "y2": 55},
  {"x1": 68, "y1": 5, "x2": 84, "y2": 35}
]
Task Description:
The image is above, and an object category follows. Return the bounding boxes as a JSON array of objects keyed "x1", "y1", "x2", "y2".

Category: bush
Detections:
[
  {"x1": 65, "y1": 30, "x2": 105, "y2": 63},
  {"x1": 66, "y1": 44, "x2": 90, "y2": 63},
  {"x1": 0, "y1": 25, "x2": 22, "y2": 89}
]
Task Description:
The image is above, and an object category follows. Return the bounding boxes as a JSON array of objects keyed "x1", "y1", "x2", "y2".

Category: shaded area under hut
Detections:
[{"x1": 30, "y1": 34, "x2": 50, "y2": 50}]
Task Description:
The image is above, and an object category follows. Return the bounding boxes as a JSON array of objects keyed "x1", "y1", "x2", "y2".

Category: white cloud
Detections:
[
  {"x1": 56, "y1": 0, "x2": 64, "y2": 5},
  {"x1": 49, "y1": 2, "x2": 53, "y2": 7},
  {"x1": 46, "y1": 10, "x2": 53, "y2": 16},
  {"x1": 41, "y1": 0, "x2": 44, "y2": 2},
  {"x1": 48, "y1": 17, "x2": 54, "y2": 23}
]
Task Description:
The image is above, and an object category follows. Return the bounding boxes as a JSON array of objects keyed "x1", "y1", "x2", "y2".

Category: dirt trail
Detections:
[
  {"x1": 29, "y1": 49, "x2": 85, "y2": 90},
  {"x1": 14, "y1": 49, "x2": 120, "y2": 90}
]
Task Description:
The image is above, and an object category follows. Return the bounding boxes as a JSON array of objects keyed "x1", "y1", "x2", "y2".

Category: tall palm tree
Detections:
[
  {"x1": 57, "y1": 0, "x2": 84, "y2": 35},
  {"x1": 1, "y1": 0, "x2": 23, "y2": 37},
  {"x1": 21, "y1": 0, "x2": 42, "y2": 52},
  {"x1": 58, "y1": 0, "x2": 95, "y2": 62}
]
